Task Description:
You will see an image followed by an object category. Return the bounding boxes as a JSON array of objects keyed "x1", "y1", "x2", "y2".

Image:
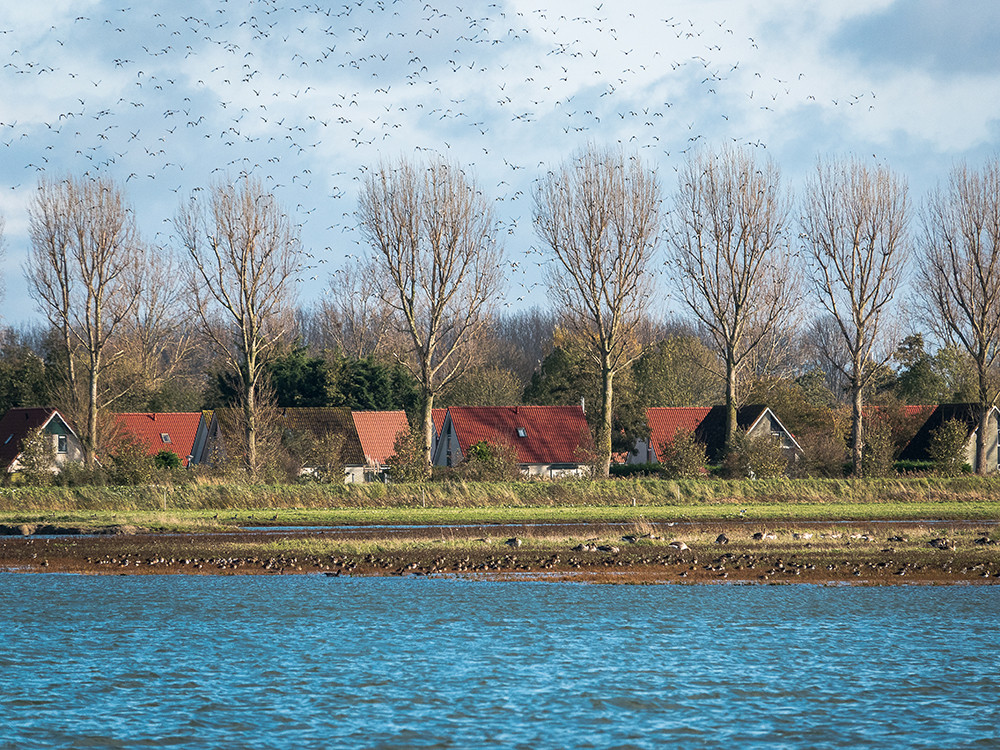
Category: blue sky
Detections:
[{"x1": 1, "y1": 0, "x2": 998, "y2": 326}]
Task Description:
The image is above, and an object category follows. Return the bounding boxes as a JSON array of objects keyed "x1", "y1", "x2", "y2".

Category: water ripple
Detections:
[{"x1": 0, "y1": 575, "x2": 997, "y2": 748}]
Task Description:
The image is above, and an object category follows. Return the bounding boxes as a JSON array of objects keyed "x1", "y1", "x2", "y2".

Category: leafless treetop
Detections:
[{"x1": 533, "y1": 145, "x2": 662, "y2": 373}]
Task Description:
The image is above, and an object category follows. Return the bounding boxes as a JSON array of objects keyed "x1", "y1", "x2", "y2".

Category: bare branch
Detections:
[
  {"x1": 534, "y1": 145, "x2": 662, "y2": 476},
  {"x1": 802, "y1": 156, "x2": 910, "y2": 473},
  {"x1": 918, "y1": 158, "x2": 1000, "y2": 473},
  {"x1": 176, "y1": 176, "x2": 302, "y2": 476},
  {"x1": 24, "y1": 174, "x2": 145, "y2": 464},
  {"x1": 667, "y1": 146, "x2": 801, "y2": 452},
  {"x1": 358, "y1": 156, "x2": 504, "y2": 470}
]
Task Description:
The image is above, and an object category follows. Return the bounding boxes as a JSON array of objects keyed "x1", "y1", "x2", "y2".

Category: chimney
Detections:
[{"x1": 580, "y1": 397, "x2": 585, "y2": 414}]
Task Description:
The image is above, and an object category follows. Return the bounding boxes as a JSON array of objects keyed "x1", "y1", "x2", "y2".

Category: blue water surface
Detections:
[{"x1": 0, "y1": 574, "x2": 997, "y2": 749}]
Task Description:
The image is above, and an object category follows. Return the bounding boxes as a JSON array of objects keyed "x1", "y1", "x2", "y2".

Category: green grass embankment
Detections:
[
  {"x1": 2, "y1": 502, "x2": 999, "y2": 535},
  {"x1": 0, "y1": 476, "x2": 998, "y2": 532},
  {"x1": 2, "y1": 475, "x2": 1000, "y2": 512}
]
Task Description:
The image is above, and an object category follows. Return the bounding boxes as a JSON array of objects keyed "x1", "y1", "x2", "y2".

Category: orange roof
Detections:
[
  {"x1": 352, "y1": 410, "x2": 409, "y2": 467},
  {"x1": 901, "y1": 404, "x2": 936, "y2": 419},
  {"x1": 111, "y1": 413, "x2": 203, "y2": 467},
  {"x1": 647, "y1": 407, "x2": 712, "y2": 456},
  {"x1": 445, "y1": 405, "x2": 592, "y2": 465}
]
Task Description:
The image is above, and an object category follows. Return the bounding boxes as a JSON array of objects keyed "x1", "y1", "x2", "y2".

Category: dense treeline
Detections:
[
  {"x1": 1, "y1": 146, "x2": 999, "y2": 479},
  {"x1": 0, "y1": 310, "x2": 979, "y2": 468}
]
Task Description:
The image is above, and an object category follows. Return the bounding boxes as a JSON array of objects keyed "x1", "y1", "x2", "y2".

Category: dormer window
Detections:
[
  {"x1": 516, "y1": 428, "x2": 527, "y2": 438},
  {"x1": 161, "y1": 433, "x2": 172, "y2": 444}
]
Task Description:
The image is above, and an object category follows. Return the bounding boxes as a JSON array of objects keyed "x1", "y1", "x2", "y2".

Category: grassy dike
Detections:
[{"x1": 0, "y1": 476, "x2": 998, "y2": 533}]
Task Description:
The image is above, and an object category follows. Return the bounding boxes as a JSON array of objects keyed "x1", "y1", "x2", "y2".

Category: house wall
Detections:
[
  {"x1": 188, "y1": 420, "x2": 211, "y2": 467},
  {"x1": 344, "y1": 465, "x2": 366, "y2": 483},
  {"x1": 628, "y1": 439, "x2": 655, "y2": 465},
  {"x1": 8, "y1": 420, "x2": 84, "y2": 474},
  {"x1": 521, "y1": 463, "x2": 589, "y2": 479},
  {"x1": 53, "y1": 432, "x2": 85, "y2": 470},
  {"x1": 432, "y1": 424, "x2": 464, "y2": 467},
  {"x1": 748, "y1": 412, "x2": 795, "y2": 450},
  {"x1": 966, "y1": 410, "x2": 1000, "y2": 472}
]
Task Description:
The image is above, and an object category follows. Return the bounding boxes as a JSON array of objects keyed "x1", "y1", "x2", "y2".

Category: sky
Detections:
[{"x1": 1, "y1": 0, "x2": 999, "y2": 327}]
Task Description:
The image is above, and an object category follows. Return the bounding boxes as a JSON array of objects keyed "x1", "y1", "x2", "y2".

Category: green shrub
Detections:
[
  {"x1": 108, "y1": 439, "x2": 156, "y2": 485},
  {"x1": 894, "y1": 459, "x2": 936, "y2": 475},
  {"x1": 861, "y1": 418, "x2": 895, "y2": 478},
  {"x1": 609, "y1": 462, "x2": 660, "y2": 478},
  {"x1": 459, "y1": 440, "x2": 521, "y2": 482},
  {"x1": 386, "y1": 427, "x2": 429, "y2": 482},
  {"x1": 928, "y1": 418, "x2": 969, "y2": 476},
  {"x1": 281, "y1": 430, "x2": 345, "y2": 483},
  {"x1": 16, "y1": 427, "x2": 55, "y2": 486},
  {"x1": 659, "y1": 428, "x2": 708, "y2": 479},
  {"x1": 52, "y1": 462, "x2": 107, "y2": 487},
  {"x1": 154, "y1": 450, "x2": 182, "y2": 470},
  {"x1": 725, "y1": 429, "x2": 788, "y2": 479},
  {"x1": 796, "y1": 429, "x2": 847, "y2": 478}
]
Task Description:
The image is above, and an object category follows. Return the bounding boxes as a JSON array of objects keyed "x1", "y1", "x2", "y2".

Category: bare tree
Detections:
[
  {"x1": 668, "y1": 146, "x2": 800, "y2": 454},
  {"x1": 176, "y1": 177, "x2": 302, "y2": 476},
  {"x1": 919, "y1": 159, "x2": 1000, "y2": 474},
  {"x1": 534, "y1": 146, "x2": 662, "y2": 477},
  {"x1": 110, "y1": 252, "x2": 199, "y2": 408},
  {"x1": 313, "y1": 260, "x2": 396, "y2": 358},
  {"x1": 491, "y1": 308, "x2": 559, "y2": 386},
  {"x1": 802, "y1": 157, "x2": 910, "y2": 474},
  {"x1": 24, "y1": 175, "x2": 144, "y2": 466},
  {"x1": 358, "y1": 156, "x2": 504, "y2": 471}
]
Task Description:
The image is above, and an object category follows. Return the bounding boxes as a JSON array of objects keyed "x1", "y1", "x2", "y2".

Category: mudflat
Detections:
[{"x1": 2, "y1": 520, "x2": 998, "y2": 585}]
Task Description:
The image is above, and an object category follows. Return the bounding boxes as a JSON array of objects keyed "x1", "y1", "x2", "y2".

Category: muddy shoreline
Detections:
[{"x1": 2, "y1": 520, "x2": 998, "y2": 585}]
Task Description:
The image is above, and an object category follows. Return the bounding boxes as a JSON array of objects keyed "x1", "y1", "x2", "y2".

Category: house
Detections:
[
  {"x1": 190, "y1": 410, "x2": 214, "y2": 466},
  {"x1": 432, "y1": 405, "x2": 593, "y2": 478},
  {"x1": 110, "y1": 412, "x2": 209, "y2": 468},
  {"x1": 898, "y1": 403, "x2": 1000, "y2": 472},
  {"x1": 352, "y1": 410, "x2": 409, "y2": 478},
  {"x1": 278, "y1": 407, "x2": 367, "y2": 482},
  {"x1": 0, "y1": 407, "x2": 84, "y2": 473},
  {"x1": 431, "y1": 407, "x2": 447, "y2": 454},
  {"x1": 201, "y1": 407, "x2": 367, "y2": 482},
  {"x1": 631, "y1": 405, "x2": 802, "y2": 465}
]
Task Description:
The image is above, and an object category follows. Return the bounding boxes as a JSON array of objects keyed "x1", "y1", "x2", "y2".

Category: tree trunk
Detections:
[
  {"x1": 86, "y1": 353, "x2": 99, "y2": 469},
  {"x1": 244, "y1": 372, "x2": 257, "y2": 478},
  {"x1": 976, "y1": 365, "x2": 989, "y2": 474},
  {"x1": 597, "y1": 365, "x2": 614, "y2": 479},
  {"x1": 421, "y1": 389, "x2": 434, "y2": 478},
  {"x1": 62, "y1": 325, "x2": 79, "y2": 418},
  {"x1": 850, "y1": 374, "x2": 864, "y2": 475},
  {"x1": 724, "y1": 355, "x2": 738, "y2": 457}
]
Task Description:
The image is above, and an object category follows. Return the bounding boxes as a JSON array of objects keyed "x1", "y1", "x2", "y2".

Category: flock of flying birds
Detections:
[{"x1": 0, "y1": 0, "x2": 869, "y2": 307}]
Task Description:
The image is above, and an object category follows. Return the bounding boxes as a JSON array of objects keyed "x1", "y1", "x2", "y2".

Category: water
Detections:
[{"x1": 1, "y1": 575, "x2": 998, "y2": 749}]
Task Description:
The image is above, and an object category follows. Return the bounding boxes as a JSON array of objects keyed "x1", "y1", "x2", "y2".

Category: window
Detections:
[
  {"x1": 516, "y1": 428, "x2": 527, "y2": 438},
  {"x1": 4, "y1": 434, "x2": 11, "y2": 445},
  {"x1": 161, "y1": 433, "x2": 172, "y2": 444},
  {"x1": 57, "y1": 435, "x2": 67, "y2": 454}
]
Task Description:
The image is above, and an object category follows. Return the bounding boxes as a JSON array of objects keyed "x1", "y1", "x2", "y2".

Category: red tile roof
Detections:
[
  {"x1": 111, "y1": 413, "x2": 203, "y2": 467},
  {"x1": 901, "y1": 405, "x2": 936, "y2": 419},
  {"x1": 0, "y1": 408, "x2": 69, "y2": 468},
  {"x1": 647, "y1": 407, "x2": 712, "y2": 457},
  {"x1": 445, "y1": 405, "x2": 592, "y2": 465},
  {"x1": 352, "y1": 410, "x2": 409, "y2": 467},
  {"x1": 432, "y1": 408, "x2": 447, "y2": 438}
]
